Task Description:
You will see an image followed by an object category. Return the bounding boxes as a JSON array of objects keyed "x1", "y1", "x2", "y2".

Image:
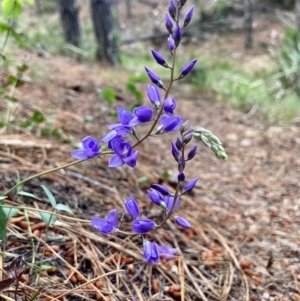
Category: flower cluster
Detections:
[{"x1": 71, "y1": 0, "x2": 227, "y2": 265}]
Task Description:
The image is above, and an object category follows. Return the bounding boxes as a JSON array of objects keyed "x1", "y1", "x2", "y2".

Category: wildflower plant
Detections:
[{"x1": 2, "y1": 0, "x2": 227, "y2": 267}]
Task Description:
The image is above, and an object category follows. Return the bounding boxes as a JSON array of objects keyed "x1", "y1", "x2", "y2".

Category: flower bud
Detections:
[
  {"x1": 163, "y1": 96, "x2": 176, "y2": 115},
  {"x1": 175, "y1": 216, "x2": 191, "y2": 228},
  {"x1": 178, "y1": 59, "x2": 197, "y2": 79},
  {"x1": 168, "y1": 0, "x2": 177, "y2": 20},
  {"x1": 147, "y1": 188, "x2": 163, "y2": 206},
  {"x1": 152, "y1": 184, "x2": 169, "y2": 196},
  {"x1": 177, "y1": 172, "x2": 185, "y2": 182},
  {"x1": 165, "y1": 196, "x2": 180, "y2": 211},
  {"x1": 168, "y1": 35, "x2": 175, "y2": 54},
  {"x1": 165, "y1": 13, "x2": 173, "y2": 34},
  {"x1": 124, "y1": 197, "x2": 140, "y2": 219},
  {"x1": 183, "y1": 132, "x2": 193, "y2": 144},
  {"x1": 132, "y1": 219, "x2": 156, "y2": 234},
  {"x1": 145, "y1": 67, "x2": 164, "y2": 89},
  {"x1": 151, "y1": 50, "x2": 169, "y2": 68},
  {"x1": 178, "y1": 155, "x2": 185, "y2": 172},
  {"x1": 147, "y1": 85, "x2": 161, "y2": 108},
  {"x1": 187, "y1": 145, "x2": 197, "y2": 160},
  {"x1": 143, "y1": 241, "x2": 159, "y2": 264},
  {"x1": 175, "y1": 137, "x2": 183, "y2": 150},
  {"x1": 174, "y1": 25, "x2": 182, "y2": 47},
  {"x1": 171, "y1": 142, "x2": 179, "y2": 161},
  {"x1": 180, "y1": 120, "x2": 189, "y2": 134},
  {"x1": 183, "y1": 6, "x2": 194, "y2": 28},
  {"x1": 182, "y1": 178, "x2": 198, "y2": 194}
]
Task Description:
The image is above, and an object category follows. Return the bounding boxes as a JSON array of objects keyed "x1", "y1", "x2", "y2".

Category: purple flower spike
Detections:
[
  {"x1": 147, "y1": 188, "x2": 163, "y2": 206},
  {"x1": 165, "y1": 13, "x2": 173, "y2": 34},
  {"x1": 164, "y1": 96, "x2": 176, "y2": 115},
  {"x1": 187, "y1": 145, "x2": 197, "y2": 160},
  {"x1": 183, "y1": 6, "x2": 194, "y2": 28},
  {"x1": 145, "y1": 67, "x2": 164, "y2": 89},
  {"x1": 174, "y1": 25, "x2": 182, "y2": 47},
  {"x1": 147, "y1": 85, "x2": 161, "y2": 108},
  {"x1": 182, "y1": 177, "x2": 198, "y2": 193},
  {"x1": 168, "y1": 35, "x2": 175, "y2": 54},
  {"x1": 168, "y1": 0, "x2": 177, "y2": 20},
  {"x1": 178, "y1": 59, "x2": 198, "y2": 79},
  {"x1": 175, "y1": 216, "x2": 191, "y2": 228},
  {"x1": 151, "y1": 50, "x2": 169, "y2": 68},
  {"x1": 158, "y1": 114, "x2": 182, "y2": 133},
  {"x1": 171, "y1": 142, "x2": 179, "y2": 161},
  {"x1": 178, "y1": 172, "x2": 185, "y2": 182},
  {"x1": 152, "y1": 184, "x2": 169, "y2": 196},
  {"x1": 165, "y1": 196, "x2": 180, "y2": 211},
  {"x1": 108, "y1": 138, "x2": 139, "y2": 168},
  {"x1": 71, "y1": 136, "x2": 100, "y2": 160},
  {"x1": 124, "y1": 196, "x2": 140, "y2": 219},
  {"x1": 91, "y1": 209, "x2": 118, "y2": 235},
  {"x1": 130, "y1": 106, "x2": 154, "y2": 126},
  {"x1": 143, "y1": 241, "x2": 159, "y2": 264},
  {"x1": 159, "y1": 244, "x2": 177, "y2": 259},
  {"x1": 132, "y1": 218, "x2": 156, "y2": 234}
]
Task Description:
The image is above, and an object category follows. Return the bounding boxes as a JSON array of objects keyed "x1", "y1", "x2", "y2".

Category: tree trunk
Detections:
[
  {"x1": 58, "y1": 0, "x2": 81, "y2": 47},
  {"x1": 90, "y1": 0, "x2": 120, "y2": 65},
  {"x1": 244, "y1": 0, "x2": 253, "y2": 49},
  {"x1": 296, "y1": 0, "x2": 300, "y2": 31}
]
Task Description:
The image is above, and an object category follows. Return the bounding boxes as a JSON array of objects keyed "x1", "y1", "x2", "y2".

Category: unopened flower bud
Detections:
[
  {"x1": 171, "y1": 142, "x2": 179, "y2": 161},
  {"x1": 182, "y1": 178, "x2": 198, "y2": 194},
  {"x1": 180, "y1": 120, "x2": 189, "y2": 133},
  {"x1": 187, "y1": 145, "x2": 197, "y2": 160},
  {"x1": 178, "y1": 59, "x2": 197, "y2": 79},
  {"x1": 177, "y1": 172, "x2": 185, "y2": 182},
  {"x1": 168, "y1": 0, "x2": 177, "y2": 20},
  {"x1": 175, "y1": 137, "x2": 183, "y2": 150},
  {"x1": 152, "y1": 184, "x2": 169, "y2": 196},
  {"x1": 183, "y1": 132, "x2": 193, "y2": 144},
  {"x1": 164, "y1": 96, "x2": 176, "y2": 114},
  {"x1": 183, "y1": 6, "x2": 194, "y2": 28},
  {"x1": 168, "y1": 35, "x2": 175, "y2": 54},
  {"x1": 145, "y1": 67, "x2": 164, "y2": 89},
  {"x1": 165, "y1": 13, "x2": 173, "y2": 34},
  {"x1": 174, "y1": 25, "x2": 182, "y2": 47},
  {"x1": 151, "y1": 50, "x2": 169, "y2": 68},
  {"x1": 175, "y1": 216, "x2": 191, "y2": 228}
]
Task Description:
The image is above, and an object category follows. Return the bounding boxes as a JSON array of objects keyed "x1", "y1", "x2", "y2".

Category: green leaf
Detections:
[
  {"x1": 55, "y1": 204, "x2": 73, "y2": 215},
  {"x1": 31, "y1": 110, "x2": 45, "y2": 124},
  {"x1": 0, "y1": 22, "x2": 10, "y2": 32},
  {"x1": 0, "y1": 197, "x2": 7, "y2": 242},
  {"x1": 19, "y1": 119, "x2": 32, "y2": 128},
  {"x1": 99, "y1": 87, "x2": 116, "y2": 106},
  {"x1": 51, "y1": 128, "x2": 62, "y2": 139},
  {"x1": 41, "y1": 126, "x2": 51, "y2": 137},
  {"x1": 41, "y1": 185, "x2": 56, "y2": 208},
  {"x1": 18, "y1": 191, "x2": 41, "y2": 201},
  {"x1": 17, "y1": 64, "x2": 28, "y2": 73},
  {"x1": 2, "y1": 206, "x2": 19, "y2": 218},
  {"x1": 26, "y1": 0, "x2": 34, "y2": 4},
  {"x1": 2, "y1": 0, "x2": 24, "y2": 20},
  {"x1": 0, "y1": 22, "x2": 26, "y2": 46},
  {"x1": 40, "y1": 212, "x2": 57, "y2": 227},
  {"x1": 7, "y1": 75, "x2": 24, "y2": 87}
]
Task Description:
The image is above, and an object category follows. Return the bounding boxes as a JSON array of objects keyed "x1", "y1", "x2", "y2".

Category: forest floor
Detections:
[{"x1": 1, "y1": 4, "x2": 300, "y2": 301}]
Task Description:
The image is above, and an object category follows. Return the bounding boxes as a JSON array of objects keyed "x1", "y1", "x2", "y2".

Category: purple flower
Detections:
[
  {"x1": 178, "y1": 59, "x2": 198, "y2": 79},
  {"x1": 164, "y1": 196, "x2": 180, "y2": 211},
  {"x1": 163, "y1": 96, "x2": 176, "y2": 114},
  {"x1": 187, "y1": 145, "x2": 197, "y2": 160},
  {"x1": 129, "y1": 106, "x2": 154, "y2": 126},
  {"x1": 168, "y1": 0, "x2": 177, "y2": 20},
  {"x1": 152, "y1": 184, "x2": 169, "y2": 196},
  {"x1": 108, "y1": 138, "x2": 139, "y2": 168},
  {"x1": 165, "y1": 13, "x2": 173, "y2": 34},
  {"x1": 91, "y1": 209, "x2": 118, "y2": 235},
  {"x1": 159, "y1": 244, "x2": 177, "y2": 259},
  {"x1": 174, "y1": 25, "x2": 182, "y2": 47},
  {"x1": 171, "y1": 142, "x2": 179, "y2": 161},
  {"x1": 147, "y1": 188, "x2": 163, "y2": 206},
  {"x1": 147, "y1": 85, "x2": 161, "y2": 108},
  {"x1": 151, "y1": 50, "x2": 169, "y2": 68},
  {"x1": 124, "y1": 196, "x2": 140, "y2": 219},
  {"x1": 71, "y1": 136, "x2": 100, "y2": 160},
  {"x1": 175, "y1": 216, "x2": 191, "y2": 228},
  {"x1": 182, "y1": 178, "x2": 198, "y2": 193},
  {"x1": 168, "y1": 35, "x2": 175, "y2": 54},
  {"x1": 157, "y1": 114, "x2": 182, "y2": 133},
  {"x1": 143, "y1": 241, "x2": 159, "y2": 264},
  {"x1": 145, "y1": 67, "x2": 164, "y2": 89},
  {"x1": 178, "y1": 172, "x2": 185, "y2": 182},
  {"x1": 132, "y1": 218, "x2": 156, "y2": 234},
  {"x1": 183, "y1": 6, "x2": 194, "y2": 28}
]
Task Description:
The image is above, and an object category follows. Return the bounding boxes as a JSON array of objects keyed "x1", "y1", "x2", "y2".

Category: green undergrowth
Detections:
[{"x1": 189, "y1": 56, "x2": 300, "y2": 123}]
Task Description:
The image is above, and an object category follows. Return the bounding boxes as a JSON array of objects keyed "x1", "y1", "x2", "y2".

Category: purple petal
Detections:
[
  {"x1": 165, "y1": 196, "x2": 180, "y2": 211},
  {"x1": 102, "y1": 130, "x2": 118, "y2": 143},
  {"x1": 117, "y1": 107, "x2": 134, "y2": 125},
  {"x1": 143, "y1": 241, "x2": 159, "y2": 264},
  {"x1": 132, "y1": 218, "x2": 156, "y2": 234},
  {"x1": 82, "y1": 136, "x2": 100, "y2": 152},
  {"x1": 183, "y1": 177, "x2": 198, "y2": 193},
  {"x1": 168, "y1": 35, "x2": 175, "y2": 54},
  {"x1": 145, "y1": 67, "x2": 164, "y2": 88},
  {"x1": 175, "y1": 216, "x2": 191, "y2": 228},
  {"x1": 164, "y1": 96, "x2": 176, "y2": 115},
  {"x1": 71, "y1": 149, "x2": 89, "y2": 160},
  {"x1": 124, "y1": 197, "x2": 140, "y2": 219},
  {"x1": 147, "y1": 84, "x2": 161, "y2": 108},
  {"x1": 91, "y1": 217, "x2": 115, "y2": 234},
  {"x1": 174, "y1": 25, "x2": 182, "y2": 47},
  {"x1": 165, "y1": 12, "x2": 174, "y2": 34},
  {"x1": 108, "y1": 154, "x2": 124, "y2": 168},
  {"x1": 107, "y1": 209, "x2": 118, "y2": 228},
  {"x1": 152, "y1": 184, "x2": 169, "y2": 196},
  {"x1": 147, "y1": 188, "x2": 163, "y2": 206},
  {"x1": 183, "y1": 6, "x2": 194, "y2": 27},
  {"x1": 178, "y1": 59, "x2": 198, "y2": 79},
  {"x1": 123, "y1": 150, "x2": 139, "y2": 168},
  {"x1": 159, "y1": 244, "x2": 177, "y2": 259},
  {"x1": 151, "y1": 49, "x2": 168, "y2": 68},
  {"x1": 133, "y1": 106, "x2": 154, "y2": 122}
]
